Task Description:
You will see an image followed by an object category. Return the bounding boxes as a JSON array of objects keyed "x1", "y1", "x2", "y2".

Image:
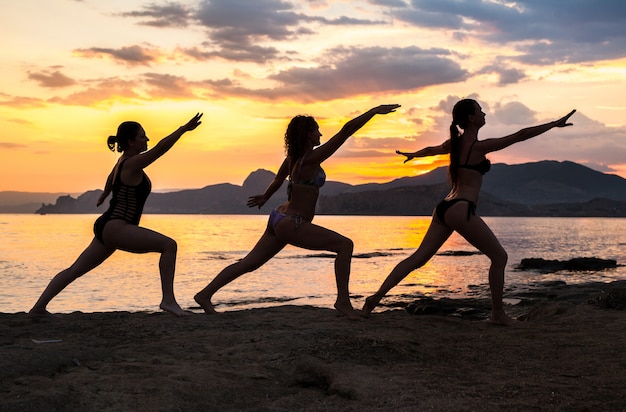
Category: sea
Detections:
[{"x1": 1, "y1": 214, "x2": 625, "y2": 314}]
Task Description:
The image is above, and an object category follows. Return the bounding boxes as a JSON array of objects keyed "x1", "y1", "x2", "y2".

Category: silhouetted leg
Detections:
[
  {"x1": 195, "y1": 230, "x2": 286, "y2": 314},
  {"x1": 362, "y1": 215, "x2": 452, "y2": 317},
  {"x1": 104, "y1": 220, "x2": 188, "y2": 317},
  {"x1": 446, "y1": 210, "x2": 515, "y2": 326},
  {"x1": 29, "y1": 238, "x2": 114, "y2": 316},
  {"x1": 275, "y1": 218, "x2": 359, "y2": 320}
]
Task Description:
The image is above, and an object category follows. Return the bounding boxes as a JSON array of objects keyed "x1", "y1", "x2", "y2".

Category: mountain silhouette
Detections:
[{"x1": 26, "y1": 161, "x2": 626, "y2": 217}]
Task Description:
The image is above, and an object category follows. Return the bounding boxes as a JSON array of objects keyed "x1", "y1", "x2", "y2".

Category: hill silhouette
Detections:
[{"x1": 24, "y1": 160, "x2": 626, "y2": 217}]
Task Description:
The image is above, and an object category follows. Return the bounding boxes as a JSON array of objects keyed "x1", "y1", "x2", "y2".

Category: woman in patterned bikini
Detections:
[{"x1": 195, "y1": 104, "x2": 400, "y2": 319}]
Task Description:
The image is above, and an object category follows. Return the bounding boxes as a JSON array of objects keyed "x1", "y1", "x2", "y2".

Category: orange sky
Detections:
[{"x1": 2, "y1": 1, "x2": 625, "y2": 193}]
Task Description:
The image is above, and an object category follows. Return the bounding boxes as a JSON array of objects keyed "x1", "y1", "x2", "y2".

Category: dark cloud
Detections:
[
  {"x1": 194, "y1": 0, "x2": 383, "y2": 63},
  {"x1": 27, "y1": 70, "x2": 76, "y2": 88},
  {"x1": 197, "y1": 0, "x2": 301, "y2": 40},
  {"x1": 119, "y1": 2, "x2": 193, "y2": 28},
  {"x1": 392, "y1": 0, "x2": 626, "y2": 65},
  {"x1": 74, "y1": 45, "x2": 159, "y2": 66},
  {"x1": 143, "y1": 73, "x2": 197, "y2": 98},
  {"x1": 478, "y1": 64, "x2": 526, "y2": 86},
  {"x1": 209, "y1": 46, "x2": 467, "y2": 102},
  {"x1": 181, "y1": 43, "x2": 282, "y2": 63},
  {"x1": 368, "y1": 0, "x2": 409, "y2": 7}
]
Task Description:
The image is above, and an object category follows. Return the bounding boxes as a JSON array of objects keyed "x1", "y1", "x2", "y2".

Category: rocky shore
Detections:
[{"x1": 2, "y1": 280, "x2": 625, "y2": 411}]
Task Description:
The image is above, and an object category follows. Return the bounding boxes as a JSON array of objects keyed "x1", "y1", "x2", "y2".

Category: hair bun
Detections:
[{"x1": 106, "y1": 135, "x2": 117, "y2": 152}]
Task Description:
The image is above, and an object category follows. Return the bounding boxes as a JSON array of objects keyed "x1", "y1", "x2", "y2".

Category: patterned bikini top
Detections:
[{"x1": 287, "y1": 154, "x2": 326, "y2": 199}]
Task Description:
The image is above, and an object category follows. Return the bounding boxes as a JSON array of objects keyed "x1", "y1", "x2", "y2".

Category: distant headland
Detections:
[{"x1": 2, "y1": 160, "x2": 626, "y2": 217}]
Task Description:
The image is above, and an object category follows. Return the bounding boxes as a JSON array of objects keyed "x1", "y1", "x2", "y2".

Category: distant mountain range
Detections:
[{"x1": 3, "y1": 160, "x2": 626, "y2": 217}]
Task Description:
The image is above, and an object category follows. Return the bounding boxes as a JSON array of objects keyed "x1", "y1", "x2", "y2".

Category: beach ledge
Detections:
[{"x1": 2, "y1": 280, "x2": 626, "y2": 411}]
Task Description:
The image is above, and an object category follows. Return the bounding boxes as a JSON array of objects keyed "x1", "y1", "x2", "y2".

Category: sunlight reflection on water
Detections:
[{"x1": 1, "y1": 214, "x2": 625, "y2": 313}]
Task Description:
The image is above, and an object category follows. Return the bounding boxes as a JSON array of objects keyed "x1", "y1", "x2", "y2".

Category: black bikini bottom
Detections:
[{"x1": 435, "y1": 198, "x2": 476, "y2": 227}]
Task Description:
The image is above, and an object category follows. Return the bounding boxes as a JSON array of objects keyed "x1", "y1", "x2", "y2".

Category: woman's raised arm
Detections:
[
  {"x1": 479, "y1": 109, "x2": 575, "y2": 154},
  {"x1": 309, "y1": 104, "x2": 400, "y2": 164},
  {"x1": 128, "y1": 113, "x2": 203, "y2": 170}
]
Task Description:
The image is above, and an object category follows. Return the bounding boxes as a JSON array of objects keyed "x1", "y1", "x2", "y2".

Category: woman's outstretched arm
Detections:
[
  {"x1": 128, "y1": 113, "x2": 203, "y2": 170},
  {"x1": 479, "y1": 109, "x2": 575, "y2": 153},
  {"x1": 247, "y1": 157, "x2": 291, "y2": 209},
  {"x1": 309, "y1": 104, "x2": 400, "y2": 164},
  {"x1": 396, "y1": 140, "x2": 451, "y2": 163}
]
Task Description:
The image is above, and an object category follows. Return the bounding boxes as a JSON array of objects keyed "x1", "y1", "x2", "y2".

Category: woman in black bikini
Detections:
[
  {"x1": 29, "y1": 113, "x2": 203, "y2": 318},
  {"x1": 195, "y1": 104, "x2": 400, "y2": 319},
  {"x1": 362, "y1": 99, "x2": 575, "y2": 325}
]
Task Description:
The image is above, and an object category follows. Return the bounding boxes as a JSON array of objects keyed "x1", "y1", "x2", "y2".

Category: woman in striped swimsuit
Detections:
[{"x1": 29, "y1": 113, "x2": 202, "y2": 318}]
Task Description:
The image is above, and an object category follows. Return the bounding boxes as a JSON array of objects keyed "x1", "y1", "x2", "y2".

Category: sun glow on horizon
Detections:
[{"x1": 1, "y1": 0, "x2": 625, "y2": 193}]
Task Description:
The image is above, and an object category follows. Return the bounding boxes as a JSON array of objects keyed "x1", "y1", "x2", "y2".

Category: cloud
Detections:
[
  {"x1": 208, "y1": 46, "x2": 468, "y2": 102},
  {"x1": 491, "y1": 101, "x2": 537, "y2": 125},
  {"x1": 391, "y1": 0, "x2": 626, "y2": 65},
  {"x1": 478, "y1": 64, "x2": 527, "y2": 86},
  {"x1": 0, "y1": 142, "x2": 28, "y2": 149},
  {"x1": 118, "y1": 2, "x2": 193, "y2": 28},
  {"x1": 143, "y1": 73, "x2": 198, "y2": 99},
  {"x1": 0, "y1": 94, "x2": 48, "y2": 109},
  {"x1": 368, "y1": 0, "x2": 410, "y2": 7},
  {"x1": 27, "y1": 70, "x2": 76, "y2": 88},
  {"x1": 193, "y1": 0, "x2": 383, "y2": 63},
  {"x1": 47, "y1": 78, "x2": 142, "y2": 106},
  {"x1": 180, "y1": 44, "x2": 282, "y2": 63},
  {"x1": 73, "y1": 45, "x2": 162, "y2": 66}
]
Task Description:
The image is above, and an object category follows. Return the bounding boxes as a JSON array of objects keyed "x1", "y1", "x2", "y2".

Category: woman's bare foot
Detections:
[
  {"x1": 487, "y1": 310, "x2": 517, "y2": 326},
  {"x1": 194, "y1": 294, "x2": 218, "y2": 314},
  {"x1": 360, "y1": 295, "x2": 381, "y2": 318},
  {"x1": 334, "y1": 301, "x2": 362, "y2": 321},
  {"x1": 159, "y1": 301, "x2": 193, "y2": 317},
  {"x1": 28, "y1": 309, "x2": 55, "y2": 319}
]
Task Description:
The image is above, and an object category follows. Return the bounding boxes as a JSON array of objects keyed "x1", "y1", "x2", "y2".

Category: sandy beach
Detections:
[{"x1": 2, "y1": 280, "x2": 626, "y2": 411}]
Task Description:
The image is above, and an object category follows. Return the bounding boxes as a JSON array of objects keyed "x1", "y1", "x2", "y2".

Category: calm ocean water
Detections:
[{"x1": 1, "y1": 214, "x2": 625, "y2": 314}]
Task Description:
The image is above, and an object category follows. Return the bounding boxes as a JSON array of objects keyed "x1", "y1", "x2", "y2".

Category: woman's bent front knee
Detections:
[
  {"x1": 161, "y1": 236, "x2": 177, "y2": 253},
  {"x1": 489, "y1": 248, "x2": 507, "y2": 267},
  {"x1": 339, "y1": 237, "x2": 354, "y2": 254}
]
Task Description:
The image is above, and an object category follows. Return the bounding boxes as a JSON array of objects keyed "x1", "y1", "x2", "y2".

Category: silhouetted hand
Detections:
[
  {"x1": 375, "y1": 104, "x2": 401, "y2": 114},
  {"x1": 554, "y1": 110, "x2": 576, "y2": 128},
  {"x1": 182, "y1": 113, "x2": 203, "y2": 132},
  {"x1": 96, "y1": 193, "x2": 108, "y2": 207},
  {"x1": 396, "y1": 150, "x2": 415, "y2": 163},
  {"x1": 247, "y1": 194, "x2": 267, "y2": 209}
]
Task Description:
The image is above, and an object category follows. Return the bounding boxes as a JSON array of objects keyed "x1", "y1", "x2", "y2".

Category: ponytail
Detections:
[
  {"x1": 448, "y1": 122, "x2": 461, "y2": 189},
  {"x1": 448, "y1": 99, "x2": 477, "y2": 189}
]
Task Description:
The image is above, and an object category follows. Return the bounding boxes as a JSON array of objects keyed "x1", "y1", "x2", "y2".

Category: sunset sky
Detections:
[{"x1": 2, "y1": 0, "x2": 625, "y2": 193}]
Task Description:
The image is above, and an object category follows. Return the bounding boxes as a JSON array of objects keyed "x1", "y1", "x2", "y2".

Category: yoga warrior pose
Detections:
[
  {"x1": 29, "y1": 113, "x2": 203, "y2": 317},
  {"x1": 195, "y1": 104, "x2": 400, "y2": 319},
  {"x1": 362, "y1": 99, "x2": 575, "y2": 325}
]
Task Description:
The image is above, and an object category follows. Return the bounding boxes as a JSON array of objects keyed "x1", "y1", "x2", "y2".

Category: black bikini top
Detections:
[{"x1": 457, "y1": 140, "x2": 491, "y2": 175}]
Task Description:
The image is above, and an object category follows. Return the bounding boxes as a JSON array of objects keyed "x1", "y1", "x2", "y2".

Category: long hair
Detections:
[
  {"x1": 107, "y1": 121, "x2": 142, "y2": 153},
  {"x1": 448, "y1": 99, "x2": 477, "y2": 189},
  {"x1": 284, "y1": 115, "x2": 317, "y2": 161}
]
